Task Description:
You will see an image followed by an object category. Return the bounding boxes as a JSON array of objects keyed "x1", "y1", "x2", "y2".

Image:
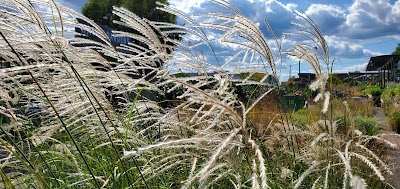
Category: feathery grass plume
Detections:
[
  {"x1": 311, "y1": 176, "x2": 321, "y2": 189},
  {"x1": 355, "y1": 143, "x2": 392, "y2": 175},
  {"x1": 323, "y1": 162, "x2": 330, "y2": 189},
  {"x1": 350, "y1": 175, "x2": 367, "y2": 189},
  {"x1": 335, "y1": 147, "x2": 352, "y2": 189},
  {"x1": 357, "y1": 133, "x2": 398, "y2": 150},
  {"x1": 191, "y1": 128, "x2": 241, "y2": 186},
  {"x1": 286, "y1": 11, "x2": 331, "y2": 105},
  {"x1": 248, "y1": 137, "x2": 269, "y2": 189},
  {"x1": 322, "y1": 91, "x2": 330, "y2": 114},
  {"x1": 251, "y1": 159, "x2": 260, "y2": 189},
  {"x1": 349, "y1": 152, "x2": 385, "y2": 181},
  {"x1": 311, "y1": 132, "x2": 328, "y2": 147},
  {"x1": 0, "y1": 0, "x2": 163, "y2": 187},
  {"x1": 289, "y1": 11, "x2": 330, "y2": 65},
  {"x1": 0, "y1": 0, "x2": 395, "y2": 188}
]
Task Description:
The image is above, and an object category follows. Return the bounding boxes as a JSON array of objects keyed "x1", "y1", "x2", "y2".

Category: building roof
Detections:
[
  {"x1": 366, "y1": 55, "x2": 400, "y2": 71},
  {"x1": 75, "y1": 18, "x2": 133, "y2": 46}
]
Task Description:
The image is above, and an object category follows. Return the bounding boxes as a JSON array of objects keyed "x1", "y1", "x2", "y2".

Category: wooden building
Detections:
[{"x1": 366, "y1": 55, "x2": 400, "y2": 87}]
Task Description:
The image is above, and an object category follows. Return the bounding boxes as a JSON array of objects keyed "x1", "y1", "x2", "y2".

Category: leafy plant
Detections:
[
  {"x1": 354, "y1": 115, "x2": 380, "y2": 136},
  {"x1": 381, "y1": 84, "x2": 400, "y2": 115},
  {"x1": 363, "y1": 86, "x2": 383, "y2": 96},
  {"x1": 389, "y1": 111, "x2": 400, "y2": 133}
]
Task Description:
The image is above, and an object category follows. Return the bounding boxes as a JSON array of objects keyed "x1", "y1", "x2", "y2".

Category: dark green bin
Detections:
[{"x1": 280, "y1": 95, "x2": 306, "y2": 111}]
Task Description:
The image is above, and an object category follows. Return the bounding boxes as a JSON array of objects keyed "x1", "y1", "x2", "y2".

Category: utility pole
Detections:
[
  {"x1": 298, "y1": 60, "x2": 301, "y2": 74},
  {"x1": 289, "y1": 65, "x2": 292, "y2": 78}
]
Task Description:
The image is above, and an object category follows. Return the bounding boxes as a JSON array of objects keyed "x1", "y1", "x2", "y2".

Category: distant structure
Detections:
[
  {"x1": 296, "y1": 55, "x2": 400, "y2": 87},
  {"x1": 75, "y1": 18, "x2": 133, "y2": 47},
  {"x1": 74, "y1": 18, "x2": 158, "y2": 102},
  {"x1": 366, "y1": 55, "x2": 400, "y2": 86}
]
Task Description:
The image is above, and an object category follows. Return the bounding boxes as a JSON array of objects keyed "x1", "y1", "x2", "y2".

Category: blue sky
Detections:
[{"x1": 56, "y1": 0, "x2": 400, "y2": 80}]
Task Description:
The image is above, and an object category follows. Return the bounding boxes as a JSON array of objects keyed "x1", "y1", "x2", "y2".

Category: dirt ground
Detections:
[{"x1": 374, "y1": 107, "x2": 400, "y2": 189}]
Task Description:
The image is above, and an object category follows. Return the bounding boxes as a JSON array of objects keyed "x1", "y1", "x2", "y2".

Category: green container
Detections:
[{"x1": 280, "y1": 95, "x2": 306, "y2": 111}]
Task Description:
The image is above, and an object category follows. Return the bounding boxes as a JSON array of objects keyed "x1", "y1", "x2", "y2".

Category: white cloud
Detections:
[
  {"x1": 49, "y1": 0, "x2": 400, "y2": 75},
  {"x1": 391, "y1": 1, "x2": 400, "y2": 21},
  {"x1": 303, "y1": 4, "x2": 346, "y2": 34},
  {"x1": 343, "y1": 0, "x2": 400, "y2": 39},
  {"x1": 347, "y1": 62, "x2": 368, "y2": 71},
  {"x1": 305, "y1": 4, "x2": 345, "y2": 17},
  {"x1": 169, "y1": 0, "x2": 206, "y2": 13},
  {"x1": 334, "y1": 62, "x2": 368, "y2": 73},
  {"x1": 347, "y1": 0, "x2": 392, "y2": 25},
  {"x1": 324, "y1": 36, "x2": 382, "y2": 59}
]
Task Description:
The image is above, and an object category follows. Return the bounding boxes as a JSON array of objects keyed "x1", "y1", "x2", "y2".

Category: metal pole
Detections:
[{"x1": 298, "y1": 60, "x2": 300, "y2": 74}]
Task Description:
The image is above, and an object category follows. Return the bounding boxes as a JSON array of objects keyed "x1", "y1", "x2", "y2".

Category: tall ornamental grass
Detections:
[{"x1": 0, "y1": 0, "x2": 396, "y2": 188}]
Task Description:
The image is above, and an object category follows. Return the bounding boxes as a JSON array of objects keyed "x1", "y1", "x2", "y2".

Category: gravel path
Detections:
[{"x1": 373, "y1": 107, "x2": 400, "y2": 188}]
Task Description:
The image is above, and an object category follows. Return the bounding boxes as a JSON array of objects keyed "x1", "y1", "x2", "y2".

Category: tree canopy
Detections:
[
  {"x1": 82, "y1": 0, "x2": 177, "y2": 29},
  {"x1": 392, "y1": 43, "x2": 400, "y2": 55}
]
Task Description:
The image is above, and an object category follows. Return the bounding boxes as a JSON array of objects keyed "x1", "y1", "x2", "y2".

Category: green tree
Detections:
[
  {"x1": 392, "y1": 43, "x2": 400, "y2": 55},
  {"x1": 82, "y1": 0, "x2": 176, "y2": 30}
]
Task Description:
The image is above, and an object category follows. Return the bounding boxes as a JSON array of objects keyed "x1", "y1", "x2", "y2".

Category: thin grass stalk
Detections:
[
  {"x1": 0, "y1": 31, "x2": 101, "y2": 189},
  {"x1": 272, "y1": 91, "x2": 298, "y2": 179},
  {"x1": 124, "y1": 87, "x2": 145, "y2": 145},
  {"x1": 0, "y1": 137, "x2": 48, "y2": 188},
  {"x1": 32, "y1": 145, "x2": 61, "y2": 187},
  {"x1": 124, "y1": 87, "x2": 169, "y2": 188},
  {"x1": 0, "y1": 112, "x2": 50, "y2": 188},
  {"x1": 0, "y1": 168, "x2": 15, "y2": 189},
  {"x1": 259, "y1": 16, "x2": 302, "y2": 174},
  {"x1": 328, "y1": 59, "x2": 337, "y2": 175},
  {"x1": 12, "y1": 119, "x2": 61, "y2": 187},
  {"x1": 48, "y1": 0, "x2": 64, "y2": 36},
  {"x1": 65, "y1": 62, "x2": 135, "y2": 185},
  {"x1": 45, "y1": 26, "x2": 148, "y2": 185}
]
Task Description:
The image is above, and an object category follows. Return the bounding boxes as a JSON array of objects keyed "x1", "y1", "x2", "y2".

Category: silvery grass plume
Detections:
[
  {"x1": 267, "y1": 117, "x2": 391, "y2": 188},
  {"x1": 0, "y1": 0, "x2": 168, "y2": 187},
  {"x1": 286, "y1": 11, "x2": 331, "y2": 112},
  {"x1": 0, "y1": 0, "x2": 394, "y2": 188},
  {"x1": 129, "y1": 1, "x2": 393, "y2": 188},
  {"x1": 121, "y1": 0, "x2": 287, "y2": 187}
]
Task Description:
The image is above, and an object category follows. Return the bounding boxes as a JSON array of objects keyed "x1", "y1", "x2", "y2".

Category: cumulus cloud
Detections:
[
  {"x1": 346, "y1": 62, "x2": 368, "y2": 72},
  {"x1": 168, "y1": 0, "x2": 299, "y2": 69},
  {"x1": 343, "y1": 0, "x2": 400, "y2": 39},
  {"x1": 170, "y1": 0, "x2": 297, "y2": 36},
  {"x1": 304, "y1": 4, "x2": 346, "y2": 34},
  {"x1": 52, "y1": 0, "x2": 400, "y2": 80},
  {"x1": 169, "y1": 0, "x2": 206, "y2": 13},
  {"x1": 325, "y1": 36, "x2": 382, "y2": 59},
  {"x1": 333, "y1": 62, "x2": 369, "y2": 73}
]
